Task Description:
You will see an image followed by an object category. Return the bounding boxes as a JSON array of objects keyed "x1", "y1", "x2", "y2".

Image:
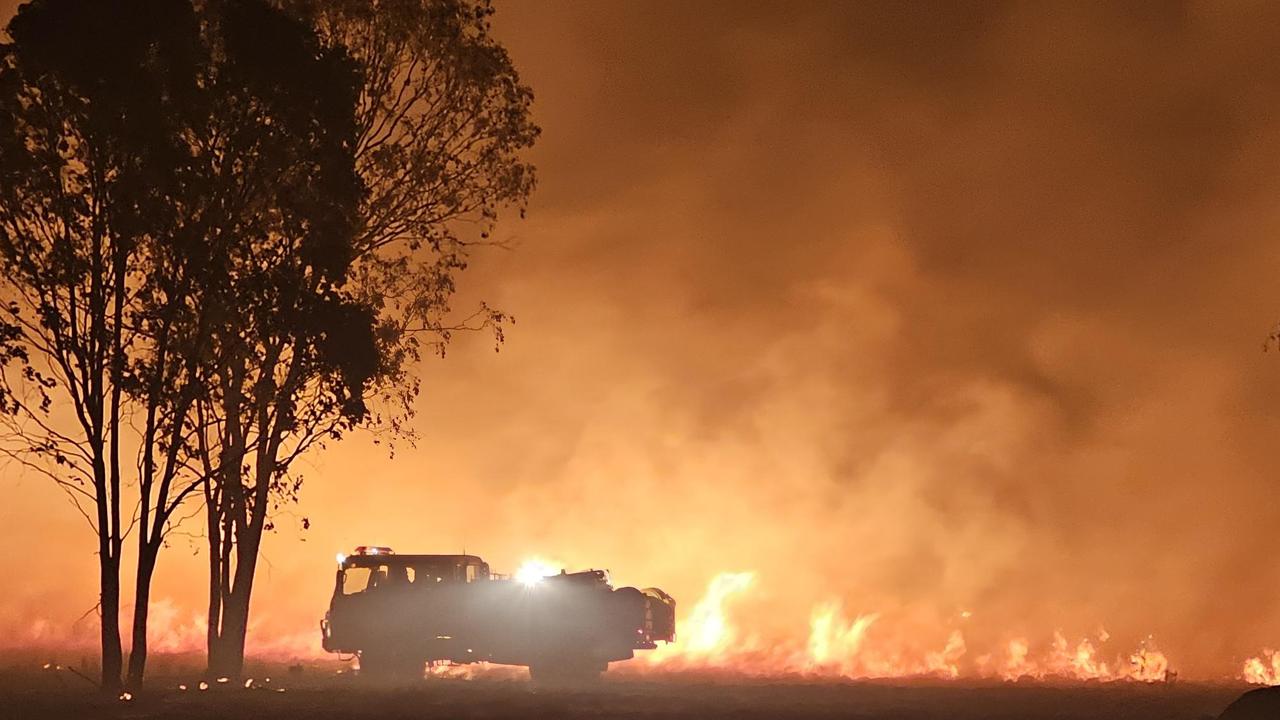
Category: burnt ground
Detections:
[{"x1": 0, "y1": 663, "x2": 1254, "y2": 720}]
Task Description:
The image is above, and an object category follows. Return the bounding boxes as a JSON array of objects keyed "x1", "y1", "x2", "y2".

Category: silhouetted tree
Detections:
[
  {"x1": 127, "y1": 0, "x2": 366, "y2": 687},
  {"x1": 0, "y1": 0, "x2": 206, "y2": 690},
  {"x1": 0, "y1": 0, "x2": 370, "y2": 689},
  {"x1": 198, "y1": 0, "x2": 538, "y2": 678},
  {"x1": 190, "y1": 0, "x2": 369, "y2": 678}
]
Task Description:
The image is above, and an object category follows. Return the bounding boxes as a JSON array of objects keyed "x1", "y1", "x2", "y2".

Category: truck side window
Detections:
[
  {"x1": 343, "y1": 567, "x2": 373, "y2": 595},
  {"x1": 465, "y1": 565, "x2": 477, "y2": 583}
]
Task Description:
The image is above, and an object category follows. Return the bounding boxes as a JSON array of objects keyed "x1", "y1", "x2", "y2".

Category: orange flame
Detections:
[
  {"x1": 647, "y1": 570, "x2": 1181, "y2": 683},
  {"x1": 1244, "y1": 650, "x2": 1280, "y2": 685},
  {"x1": 647, "y1": 571, "x2": 755, "y2": 666}
]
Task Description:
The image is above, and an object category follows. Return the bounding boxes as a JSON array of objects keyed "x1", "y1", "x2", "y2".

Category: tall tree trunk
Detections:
[
  {"x1": 204, "y1": 476, "x2": 223, "y2": 673},
  {"x1": 98, "y1": 540, "x2": 122, "y2": 692},
  {"x1": 210, "y1": 577, "x2": 254, "y2": 679},
  {"x1": 94, "y1": 419, "x2": 121, "y2": 692},
  {"x1": 102, "y1": 225, "x2": 128, "y2": 692},
  {"x1": 208, "y1": 499, "x2": 266, "y2": 679},
  {"x1": 125, "y1": 545, "x2": 157, "y2": 688},
  {"x1": 206, "y1": 365, "x2": 249, "y2": 678},
  {"x1": 207, "y1": 485, "x2": 273, "y2": 677}
]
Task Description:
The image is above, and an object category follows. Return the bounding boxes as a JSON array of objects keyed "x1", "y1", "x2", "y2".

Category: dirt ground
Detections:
[{"x1": 0, "y1": 662, "x2": 1253, "y2": 720}]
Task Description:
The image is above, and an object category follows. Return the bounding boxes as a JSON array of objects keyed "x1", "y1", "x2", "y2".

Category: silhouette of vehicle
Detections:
[{"x1": 320, "y1": 547, "x2": 676, "y2": 682}]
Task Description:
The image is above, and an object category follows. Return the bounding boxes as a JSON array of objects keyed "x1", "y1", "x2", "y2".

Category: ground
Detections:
[{"x1": 0, "y1": 662, "x2": 1253, "y2": 720}]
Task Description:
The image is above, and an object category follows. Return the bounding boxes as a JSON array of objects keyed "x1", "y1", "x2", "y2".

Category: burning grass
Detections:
[{"x1": 640, "y1": 571, "x2": 1277, "y2": 686}]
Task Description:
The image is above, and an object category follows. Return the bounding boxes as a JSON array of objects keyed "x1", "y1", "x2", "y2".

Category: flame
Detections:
[
  {"x1": 1244, "y1": 650, "x2": 1280, "y2": 685},
  {"x1": 647, "y1": 571, "x2": 754, "y2": 665},
  {"x1": 643, "y1": 569, "x2": 1185, "y2": 683},
  {"x1": 806, "y1": 603, "x2": 877, "y2": 672},
  {"x1": 1001, "y1": 638, "x2": 1029, "y2": 679},
  {"x1": 681, "y1": 572, "x2": 754, "y2": 655},
  {"x1": 1125, "y1": 646, "x2": 1170, "y2": 682},
  {"x1": 923, "y1": 630, "x2": 966, "y2": 678}
]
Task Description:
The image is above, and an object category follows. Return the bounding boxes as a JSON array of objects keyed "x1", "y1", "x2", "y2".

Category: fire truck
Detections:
[{"x1": 320, "y1": 547, "x2": 676, "y2": 681}]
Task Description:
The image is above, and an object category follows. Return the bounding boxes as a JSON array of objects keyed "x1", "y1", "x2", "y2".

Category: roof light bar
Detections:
[{"x1": 352, "y1": 546, "x2": 395, "y2": 556}]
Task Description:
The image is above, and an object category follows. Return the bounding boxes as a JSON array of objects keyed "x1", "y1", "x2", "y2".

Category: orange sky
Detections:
[{"x1": 6, "y1": 0, "x2": 1280, "y2": 679}]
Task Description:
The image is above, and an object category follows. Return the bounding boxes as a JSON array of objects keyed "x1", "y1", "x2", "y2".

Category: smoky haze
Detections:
[{"x1": 4, "y1": 0, "x2": 1280, "y2": 679}]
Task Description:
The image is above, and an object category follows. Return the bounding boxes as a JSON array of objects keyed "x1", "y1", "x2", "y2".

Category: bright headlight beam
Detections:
[{"x1": 515, "y1": 559, "x2": 557, "y2": 587}]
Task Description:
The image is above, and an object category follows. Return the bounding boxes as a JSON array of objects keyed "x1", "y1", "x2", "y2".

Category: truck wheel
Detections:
[{"x1": 528, "y1": 658, "x2": 605, "y2": 686}]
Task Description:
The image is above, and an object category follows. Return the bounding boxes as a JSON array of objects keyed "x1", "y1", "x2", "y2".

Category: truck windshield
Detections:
[{"x1": 342, "y1": 565, "x2": 413, "y2": 594}]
